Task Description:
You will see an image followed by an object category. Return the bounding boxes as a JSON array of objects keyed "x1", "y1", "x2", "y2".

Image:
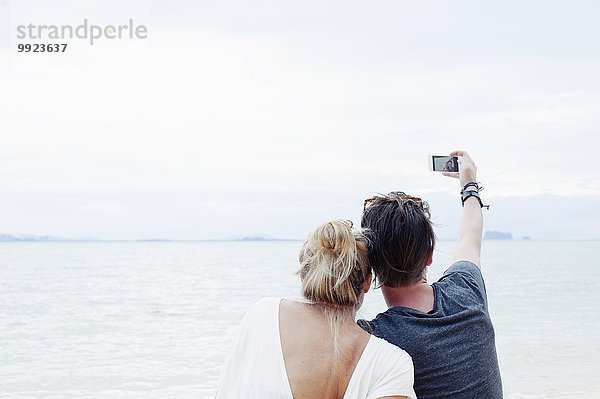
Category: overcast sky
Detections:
[{"x1": 1, "y1": 0, "x2": 599, "y2": 240}]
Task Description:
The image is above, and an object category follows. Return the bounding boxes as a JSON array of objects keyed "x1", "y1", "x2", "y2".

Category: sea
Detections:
[{"x1": 0, "y1": 240, "x2": 598, "y2": 399}]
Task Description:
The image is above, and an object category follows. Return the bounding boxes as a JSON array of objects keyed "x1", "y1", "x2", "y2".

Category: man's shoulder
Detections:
[
  {"x1": 436, "y1": 261, "x2": 488, "y2": 302},
  {"x1": 357, "y1": 307, "x2": 412, "y2": 340},
  {"x1": 357, "y1": 317, "x2": 374, "y2": 333},
  {"x1": 440, "y1": 260, "x2": 482, "y2": 280}
]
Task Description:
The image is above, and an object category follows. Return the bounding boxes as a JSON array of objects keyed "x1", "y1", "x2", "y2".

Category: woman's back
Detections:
[
  {"x1": 279, "y1": 299, "x2": 370, "y2": 398},
  {"x1": 215, "y1": 297, "x2": 416, "y2": 399}
]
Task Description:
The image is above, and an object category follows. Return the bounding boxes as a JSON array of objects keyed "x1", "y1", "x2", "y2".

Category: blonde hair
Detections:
[
  {"x1": 297, "y1": 220, "x2": 371, "y2": 354},
  {"x1": 298, "y1": 219, "x2": 370, "y2": 308}
]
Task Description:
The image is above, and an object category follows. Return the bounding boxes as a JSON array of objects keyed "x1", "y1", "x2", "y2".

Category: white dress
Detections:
[{"x1": 216, "y1": 297, "x2": 416, "y2": 399}]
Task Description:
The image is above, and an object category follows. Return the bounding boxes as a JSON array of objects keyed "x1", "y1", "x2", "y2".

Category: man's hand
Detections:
[{"x1": 443, "y1": 150, "x2": 477, "y2": 187}]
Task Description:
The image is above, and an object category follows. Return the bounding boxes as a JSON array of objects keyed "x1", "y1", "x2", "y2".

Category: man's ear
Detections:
[
  {"x1": 426, "y1": 251, "x2": 433, "y2": 266},
  {"x1": 363, "y1": 272, "x2": 372, "y2": 293}
]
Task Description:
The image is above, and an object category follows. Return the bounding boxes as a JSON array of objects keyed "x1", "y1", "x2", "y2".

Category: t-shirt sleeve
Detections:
[
  {"x1": 357, "y1": 318, "x2": 373, "y2": 334},
  {"x1": 438, "y1": 260, "x2": 489, "y2": 307},
  {"x1": 367, "y1": 342, "x2": 417, "y2": 399}
]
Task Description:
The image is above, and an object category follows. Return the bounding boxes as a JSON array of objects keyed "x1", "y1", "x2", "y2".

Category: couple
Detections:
[{"x1": 216, "y1": 151, "x2": 502, "y2": 399}]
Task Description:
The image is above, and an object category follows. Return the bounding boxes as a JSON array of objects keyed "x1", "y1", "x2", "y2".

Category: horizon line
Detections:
[{"x1": 1, "y1": 238, "x2": 600, "y2": 243}]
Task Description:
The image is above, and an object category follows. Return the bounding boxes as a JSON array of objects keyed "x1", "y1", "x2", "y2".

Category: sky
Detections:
[{"x1": 1, "y1": 0, "x2": 599, "y2": 240}]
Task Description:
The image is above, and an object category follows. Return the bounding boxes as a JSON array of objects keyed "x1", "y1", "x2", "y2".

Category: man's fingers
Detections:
[
  {"x1": 442, "y1": 172, "x2": 460, "y2": 178},
  {"x1": 450, "y1": 150, "x2": 469, "y2": 157}
]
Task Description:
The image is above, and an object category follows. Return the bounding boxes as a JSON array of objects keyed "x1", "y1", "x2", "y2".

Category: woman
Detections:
[{"x1": 215, "y1": 220, "x2": 416, "y2": 399}]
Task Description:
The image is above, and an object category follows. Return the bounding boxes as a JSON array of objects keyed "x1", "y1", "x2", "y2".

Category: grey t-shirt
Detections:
[{"x1": 358, "y1": 261, "x2": 503, "y2": 399}]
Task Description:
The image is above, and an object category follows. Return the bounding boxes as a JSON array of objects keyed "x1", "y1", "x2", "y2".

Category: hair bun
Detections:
[
  {"x1": 313, "y1": 220, "x2": 353, "y2": 256},
  {"x1": 298, "y1": 219, "x2": 369, "y2": 308}
]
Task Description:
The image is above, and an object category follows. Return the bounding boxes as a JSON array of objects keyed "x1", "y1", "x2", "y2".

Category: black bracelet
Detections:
[
  {"x1": 461, "y1": 181, "x2": 483, "y2": 195},
  {"x1": 461, "y1": 190, "x2": 490, "y2": 209}
]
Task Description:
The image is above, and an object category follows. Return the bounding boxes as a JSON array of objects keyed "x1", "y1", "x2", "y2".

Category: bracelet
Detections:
[
  {"x1": 461, "y1": 190, "x2": 490, "y2": 209},
  {"x1": 461, "y1": 181, "x2": 484, "y2": 195}
]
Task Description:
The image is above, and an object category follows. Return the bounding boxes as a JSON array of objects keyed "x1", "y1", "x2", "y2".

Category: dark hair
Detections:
[{"x1": 361, "y1": 192, "x2": 435, "y2": 287}]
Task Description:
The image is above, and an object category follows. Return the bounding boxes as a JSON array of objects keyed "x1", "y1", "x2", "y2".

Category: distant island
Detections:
[
  {"x1": 236, "y1": 236, "x2": 299, "y2": 242},
  {"x1": 240, "y1": 236, "x2": 267, "y2": 241},
  {"x1": 484, "y1": 231, "x2": 513, "y2": 240},
  {"x1": 0, "y1": 233, "x2": 300, "y2": 242},
  {"x1": 0, "y1": 234, "x2": 97, "y2": 242},
  {"x1": 0, "y1": 234, "x2": 65, "y2": 242}
]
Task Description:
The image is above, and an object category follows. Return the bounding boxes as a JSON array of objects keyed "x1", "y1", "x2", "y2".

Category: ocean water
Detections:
[{"x1": 0, "y1": 240, "x2": 598, "y2": 398}]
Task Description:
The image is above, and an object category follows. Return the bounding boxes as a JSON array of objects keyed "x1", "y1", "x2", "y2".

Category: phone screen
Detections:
[{"x1": 431, "y1": 156, "x2": 459, "y2": 172}]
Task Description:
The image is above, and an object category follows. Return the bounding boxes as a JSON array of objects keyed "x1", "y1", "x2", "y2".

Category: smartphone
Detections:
[{"x1": 428, "y1": 155, "x2": 459, "y2": 172}]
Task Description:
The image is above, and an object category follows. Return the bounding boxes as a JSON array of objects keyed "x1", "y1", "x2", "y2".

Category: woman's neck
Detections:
[{"x1": 309, "y1": 302, "x2": 357, "y2": 319}]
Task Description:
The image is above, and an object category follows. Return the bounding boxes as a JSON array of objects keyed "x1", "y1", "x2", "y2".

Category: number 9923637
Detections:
[{"x1": 17, "y1": 43, "x2": 68, "y2": 53}]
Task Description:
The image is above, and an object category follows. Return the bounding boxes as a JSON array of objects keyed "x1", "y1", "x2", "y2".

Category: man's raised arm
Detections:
[{"x1": 443, "y1": 150, "x2": 483, "y2": 267}]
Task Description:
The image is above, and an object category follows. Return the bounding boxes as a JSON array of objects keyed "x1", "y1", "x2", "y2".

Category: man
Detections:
[{"x1": 358, "y1": 150, "x2": 503, "y2": 399}]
